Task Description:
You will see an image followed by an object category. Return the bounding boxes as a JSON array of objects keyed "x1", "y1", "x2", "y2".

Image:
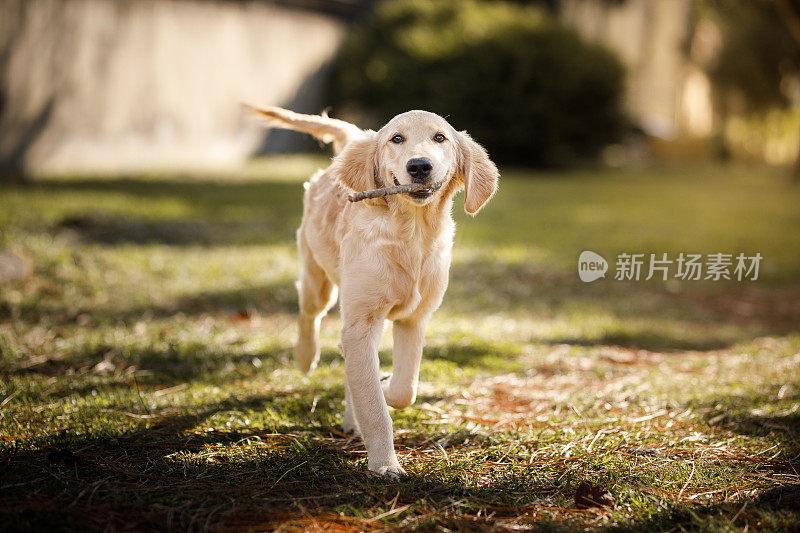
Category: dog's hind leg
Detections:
[
  {"x1": 295, "y1": 229, "x2": 337, "y2": 374},
  {"x1": 342, "y1": 380, "x2": 360, "y2": 437}
]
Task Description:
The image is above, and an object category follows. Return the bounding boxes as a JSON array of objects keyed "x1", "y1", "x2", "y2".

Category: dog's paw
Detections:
[
  {"x1": 368, "y1": 456, "x2": 407, "y2": 479},
  {"x1": 372, "y1": 464, "x2": 407, "y2": 480}
]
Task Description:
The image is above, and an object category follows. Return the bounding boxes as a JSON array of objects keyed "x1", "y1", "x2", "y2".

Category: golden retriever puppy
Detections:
[{"x1": 250, "y1": 106, "x2": 499, "y2": 477}]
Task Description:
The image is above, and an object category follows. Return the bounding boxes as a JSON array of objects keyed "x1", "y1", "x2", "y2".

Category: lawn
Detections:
[{"x1": 1, "y1": 158, "x2": 799, "y2": 531}]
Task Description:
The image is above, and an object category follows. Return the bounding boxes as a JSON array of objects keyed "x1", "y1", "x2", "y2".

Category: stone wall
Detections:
[{"x1": 0, "y1": 0, "x2": 346, "y2": 173}]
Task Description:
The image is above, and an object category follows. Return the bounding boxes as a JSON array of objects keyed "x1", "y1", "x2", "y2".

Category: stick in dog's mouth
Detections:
[{"x1": 347, "y1": 179, "x2": 445, "y2": 203}]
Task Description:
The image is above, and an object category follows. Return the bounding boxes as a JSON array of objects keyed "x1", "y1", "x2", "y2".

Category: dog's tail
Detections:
[{"x1": 246, "y1": 105, "x2": 362, "y2": 155}]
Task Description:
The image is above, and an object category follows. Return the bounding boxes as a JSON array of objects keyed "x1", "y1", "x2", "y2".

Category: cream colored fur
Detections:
[{"x1": 251, "y1": 106, "x2": 499, "y2": 477}]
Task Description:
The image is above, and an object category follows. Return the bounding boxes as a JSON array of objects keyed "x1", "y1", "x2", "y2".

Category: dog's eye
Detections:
[
  {"x1": 390, "y1": 134, "x2": 404, "y2": 144},
  {"x1": 433, "y1": 133, "x2": 446, "y2": 143}
]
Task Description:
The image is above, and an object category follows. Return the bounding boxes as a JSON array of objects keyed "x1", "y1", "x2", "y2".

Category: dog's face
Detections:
[
  {"x1": 335, "y1": 110, "x2": 499, "y2": 215},
  {"x1": 376, "y1": 111, "x2": 459, "y2": 205}
]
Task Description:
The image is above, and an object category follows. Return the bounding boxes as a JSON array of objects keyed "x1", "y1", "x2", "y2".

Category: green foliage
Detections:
[
  {"x1": 332, "y1": 0, "x2": 627, "y2": 167},
  {"x1": 705, "y1": 0, "x2": 800, "y2": 112}
]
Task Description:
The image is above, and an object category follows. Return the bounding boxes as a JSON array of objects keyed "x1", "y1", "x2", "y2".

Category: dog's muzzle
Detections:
[{"x1": 393, "y1": 176, "x2": 438, "y2": 199}]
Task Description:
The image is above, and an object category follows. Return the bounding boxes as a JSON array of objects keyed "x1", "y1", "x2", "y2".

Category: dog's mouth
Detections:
[{"x1": 393, "y1": 176, "x2": 437, "y2": 200}]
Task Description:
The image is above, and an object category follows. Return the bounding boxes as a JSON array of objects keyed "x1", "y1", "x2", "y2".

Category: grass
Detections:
[{"x1": 1, "y1": 157, "x2": 799, "y2": 531}]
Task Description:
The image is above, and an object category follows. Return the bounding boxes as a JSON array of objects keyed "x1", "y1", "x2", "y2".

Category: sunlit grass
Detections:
[{"x1": 1, "y1": 158, "x2": 798, "y2": 531}]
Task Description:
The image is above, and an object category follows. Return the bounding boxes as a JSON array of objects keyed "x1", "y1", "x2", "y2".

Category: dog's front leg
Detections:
[
  {"x1": 383, "y1": 318, "x2": 426, "y2": 409},
  {"x1": 342, "y1": 318, "x2": 405, "y2": 478}
]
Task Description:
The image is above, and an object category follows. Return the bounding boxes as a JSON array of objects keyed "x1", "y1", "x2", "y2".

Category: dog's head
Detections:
[{"x1": 334, "y1": 111, "x2": 499, "y2": 215}]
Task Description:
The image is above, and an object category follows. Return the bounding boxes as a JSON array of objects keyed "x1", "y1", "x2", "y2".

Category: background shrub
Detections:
[{"x1": 331, "y1": 0, "x2": 627, "y2": 167}]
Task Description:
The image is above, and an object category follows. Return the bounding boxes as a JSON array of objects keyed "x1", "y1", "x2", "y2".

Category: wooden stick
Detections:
[{"x1": 347, "y1": 180, "x2": 445, "y2": 202}]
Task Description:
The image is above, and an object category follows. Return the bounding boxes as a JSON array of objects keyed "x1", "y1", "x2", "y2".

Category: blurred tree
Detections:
[
  {"x1": 705, "y1": 0, "x2": 800, "y2": 174},
  {"x1": 331, "y1": 0, "x2": 626, "y2": 167}
]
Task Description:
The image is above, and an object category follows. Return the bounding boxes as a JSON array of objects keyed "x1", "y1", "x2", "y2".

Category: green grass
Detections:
[{"x1": 1, "y1": 158, "x2": 799, "y2": 531}]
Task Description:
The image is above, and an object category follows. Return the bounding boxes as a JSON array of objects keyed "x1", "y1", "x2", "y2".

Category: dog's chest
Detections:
[{"x1": 386, "y1": 241, "x2": 451, "y2": 321}]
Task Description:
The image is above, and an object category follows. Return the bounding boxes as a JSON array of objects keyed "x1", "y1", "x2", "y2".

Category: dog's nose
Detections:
[{"x1": 406, "y1": 158, "x2": 433, "y2": 182}]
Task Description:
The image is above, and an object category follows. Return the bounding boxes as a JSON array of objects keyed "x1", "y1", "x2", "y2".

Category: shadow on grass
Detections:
[
  {"x1": 24, "y1": 178, "x2": 305, "y2": 246},
  {"x1": 1, "y1": 342, "x2": 304, "y2": 392},
  {"x1": 542, "y1": 334, "x2": 734, "y2": 352},
  {"x1": 696, "y1": 390, "x2": 800, "y2": 462},
  {"x1": 2, "y1": 278, "x2": 304, "y2": 329},
  {"x1": 3, "y1": 392, "x2": 797, "y2": 531},
  {"x1": 3, "y1": 386, "x2": 800, "y2": 531},
  {"x1": 117, "y1": 279, "x2": 304, "y2": 320},
  {"x1": 448, "y1": 257, "x2": 800, "y2": 352},
  {"x1": 610, "y1": 498, "x2": 800, "y2": 532},
  {"x1": 59, "y1": 213, "x2": 226, "y2": 246},
  {"x1": 0, "y1": 392, "x2": 566, "y2": 531},
  {"x1": 605, "y1": 391, "x2": 800, "y2": 531}
]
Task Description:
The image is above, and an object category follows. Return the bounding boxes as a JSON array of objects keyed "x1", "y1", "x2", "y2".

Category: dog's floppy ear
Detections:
[
  {"x1": 333, "y1": 132, "x2": 379, "y2": 192},
  {"x1": 456, "y1": 131, "x2": 499, "y2": 215}
]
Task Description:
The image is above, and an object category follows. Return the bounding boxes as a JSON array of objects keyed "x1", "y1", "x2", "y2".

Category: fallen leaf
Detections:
[{"x1": 574, "y1": 481, "x2": 615, "y2": 509}]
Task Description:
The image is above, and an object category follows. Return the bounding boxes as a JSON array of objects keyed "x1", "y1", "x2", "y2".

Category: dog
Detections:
[{"x1": 250, "y1": 106, "x2": 499, "y2": 477}]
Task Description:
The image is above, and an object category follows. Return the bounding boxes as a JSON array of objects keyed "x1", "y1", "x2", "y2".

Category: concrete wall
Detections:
[{"x1": 0, "y1": 0, "x2": 346, "y2": 173}]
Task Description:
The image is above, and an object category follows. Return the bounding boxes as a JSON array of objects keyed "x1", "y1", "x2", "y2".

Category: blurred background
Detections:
[{"x1": 2, "y1": 0, "x2": 800, "y2": 174}]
